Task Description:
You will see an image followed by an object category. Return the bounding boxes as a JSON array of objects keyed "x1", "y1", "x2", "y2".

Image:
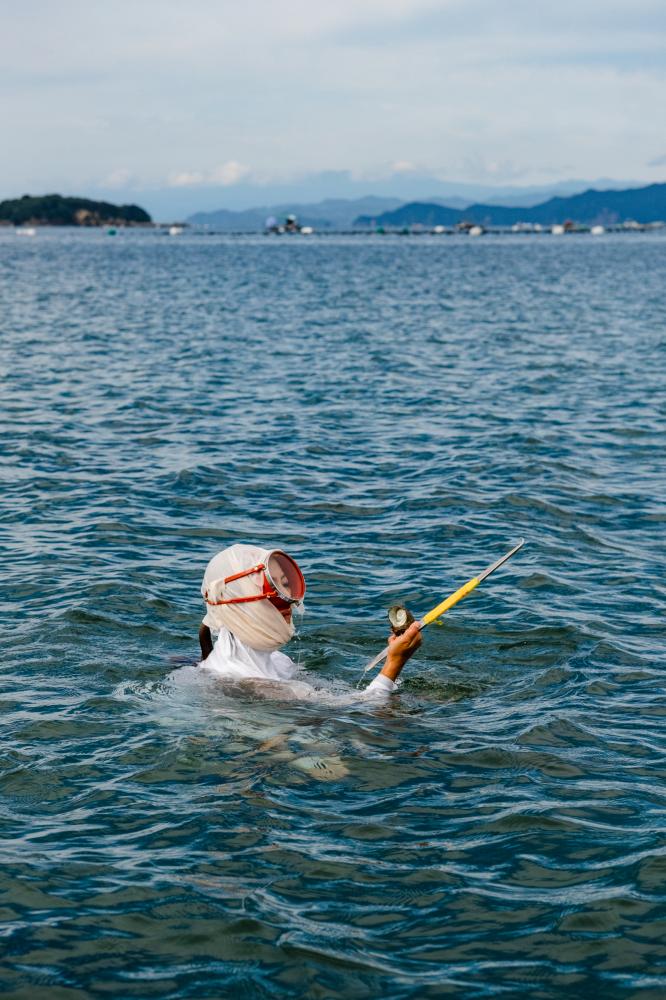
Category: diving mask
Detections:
[{"x1": 204, "y1": 549, "x2": 305, "y2": 614}]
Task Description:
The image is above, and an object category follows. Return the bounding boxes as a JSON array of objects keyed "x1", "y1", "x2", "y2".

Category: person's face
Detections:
[
  {"x1": 276, "y1": 567, "x2": 292, "y2": 598},
  {"x1": 267, "y1": 553, "x2": 300, "y2": 600},
  {"x1": 273, "y1": 567, "x2": 293, "y2": 621},
  {"x1": 265, "y1": 551, "x2": 305, "y2": 620}
]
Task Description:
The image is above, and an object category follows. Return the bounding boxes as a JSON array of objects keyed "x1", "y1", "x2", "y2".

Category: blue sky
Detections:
[{"x1": 3, "y1": 0, "x2": 665, "y2": 217}]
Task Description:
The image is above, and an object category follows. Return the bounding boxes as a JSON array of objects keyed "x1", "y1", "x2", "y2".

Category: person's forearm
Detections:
[
  {"x1": 379, "y1": 620, "x2": 422, "y2": 682},
  {"x1": 380, "y1": 652, "x2": 405, "y2": 683}
]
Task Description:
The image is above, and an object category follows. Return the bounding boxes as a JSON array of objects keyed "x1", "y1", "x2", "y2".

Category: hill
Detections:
[
  {"x1": 0, "y1": 194, "x2": 151, "y2": 226},
  {"x1": 356, "y1": 201, "x2": 462, "y2": 228},
  {"x1": 188, "y1": 196, "x2": 403, "y2": 231},
  {"x1": 355, "y1": 183, "x2": 666, "y2": 228}
]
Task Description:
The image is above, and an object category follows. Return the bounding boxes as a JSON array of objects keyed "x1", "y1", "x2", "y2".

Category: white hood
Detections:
[{"x1": 201, "y1": 543, "x2": 295, "y2": 652}]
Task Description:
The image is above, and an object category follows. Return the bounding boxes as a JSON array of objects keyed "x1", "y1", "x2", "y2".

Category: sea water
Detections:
[{"x1": 1, "y1": 228, "x2": 665, "y2": 998}]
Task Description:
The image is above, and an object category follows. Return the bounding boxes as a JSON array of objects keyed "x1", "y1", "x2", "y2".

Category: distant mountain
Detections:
[
  {"x1": 356, "y1": 202, "x2": 460, "y2": 228},
  {"x1": 0, "y1": 193, "x2": 151, "y2": 226},
  {"x1": 121, "y1": 170, "x2": 637, "y2": 221},
  {"x1": 419, "y1": 195, "x2": 472, "y2": 210},
  {"x1": 188, "y1": 206, "x2": 327, "y2": 231},
  {"x1": 356, "y1": 184, "x2": 666, "y2": 228},
  {"x1": 188, "y1": 196, "x2": 404, "y2": 231}
]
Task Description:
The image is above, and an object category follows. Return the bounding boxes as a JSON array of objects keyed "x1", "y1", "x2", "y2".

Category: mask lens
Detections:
[{"x1": 266, "y1": 551, "x2": 305, "y2": 603}]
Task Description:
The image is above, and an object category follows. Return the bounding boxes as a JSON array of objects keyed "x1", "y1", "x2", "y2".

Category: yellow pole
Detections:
[
  {"x1": 420, "y1": 576, "x2": 480, "y2": 626},
  {"x1": 362, "y1": 539, "x2": 524, "y2": 676}
]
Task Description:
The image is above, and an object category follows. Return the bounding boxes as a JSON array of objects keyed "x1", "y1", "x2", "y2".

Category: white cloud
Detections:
[
  {"x1": 1, "y1": 0, "x2": 665, "y2": 199},
  {"x1": 208, "y1": 161, "x2": 250, "y2": 186},
  {"x1": 167, "y1": 162, "x2": 250, "y2": 188},
  {"x1": 168, "y1": 171, "x2": 205, "y2": 188},
  {"x1": 391, "y1": 160, "x2": 419, "y2": 174},
  {"x1": 100, "y1": 167, "x2": 134, "y2": 189}
]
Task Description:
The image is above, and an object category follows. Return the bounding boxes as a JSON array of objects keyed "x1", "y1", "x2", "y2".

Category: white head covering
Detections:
[{"x1": 201, "y1": 543, "x2": 296, "y2": 652}]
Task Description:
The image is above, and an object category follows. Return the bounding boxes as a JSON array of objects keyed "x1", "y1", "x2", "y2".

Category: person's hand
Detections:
[{"x1": 382, "y1": 621, "x2": 422, "y2": 681}]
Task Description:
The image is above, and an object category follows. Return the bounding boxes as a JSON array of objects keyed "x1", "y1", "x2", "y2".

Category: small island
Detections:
[{"x1": 0, "y1": 193, "x2": 152, "y2": 227}]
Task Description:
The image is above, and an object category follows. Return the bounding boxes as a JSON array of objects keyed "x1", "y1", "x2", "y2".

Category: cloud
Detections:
[
  {"x1": 167, "y1": 162, "x2": 251, "y2": 188},
  {"x1": 208, "y1": 161, "x2": 250, "y2": 186},
  {"x1": 391, "y1": 160, "x2": 419, "y2": 174},
  {"x1": 1, "y1": 0, "x2": 665, "y2": 199},
  {"x1": 331, "y1": 0, "x2": 666, "y2": 58},
  {"x1": 454, "y1": 156, "x2": 531, "y2": 183},
  {"x1": 647, "y1": 154, "x2": 666, "y2": 167},
  {"x1": 100, "y1": 167, "x2": 134, "y2": 189},
  {"x1": 168, "y1": 171, "x2": 205, "y2": 188}
]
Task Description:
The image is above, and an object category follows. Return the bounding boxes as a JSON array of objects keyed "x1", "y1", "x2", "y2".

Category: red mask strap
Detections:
[
  {"x1": 204, "y1": 591, "x2": 277, "y2": 607},
  {"x1": 223, "y1": 563, "x2": 265, "y2": 584},
  {"x1": 204, "y1": 562, "x2": 278, "y2": 607}
]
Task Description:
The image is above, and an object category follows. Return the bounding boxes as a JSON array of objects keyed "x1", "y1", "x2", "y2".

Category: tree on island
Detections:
[{"x1": 0, "y1": 194, "x2": 151, "y2": 226}]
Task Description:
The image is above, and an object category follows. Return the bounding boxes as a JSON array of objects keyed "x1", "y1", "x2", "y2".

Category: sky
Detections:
[{"x1": 3, "y1": 0, "x2": 666, "y2": 218}]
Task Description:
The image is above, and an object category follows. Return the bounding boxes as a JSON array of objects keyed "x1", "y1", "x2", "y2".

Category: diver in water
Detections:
[{"x1": 198, "y1": 543, "x2": 421, "y2": 698}]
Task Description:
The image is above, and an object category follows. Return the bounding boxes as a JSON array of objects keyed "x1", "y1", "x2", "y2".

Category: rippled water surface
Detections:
[{"x1": 1, "y1": 229, "x2": 665, "y2": 998}]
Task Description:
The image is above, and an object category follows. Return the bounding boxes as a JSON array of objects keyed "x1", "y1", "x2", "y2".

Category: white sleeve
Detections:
[{"x1": 363, "y1": 672, "x2": 397, "y2": 698}]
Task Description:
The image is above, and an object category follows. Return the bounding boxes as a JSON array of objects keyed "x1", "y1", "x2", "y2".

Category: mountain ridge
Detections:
[
  {"x1": 188, "y1": 196, "x2": 404, "y2": 230},
  {"x1": 355, "y1": 183, "x2": 666, "y2": 228},
  {"x1": 150, "y1": 174, "x2": 635, "y2": 221}
]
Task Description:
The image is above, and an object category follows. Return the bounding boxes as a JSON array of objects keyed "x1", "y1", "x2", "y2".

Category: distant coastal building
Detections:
[{"x1": 265, "y1": 213, "x2": 310, "y2": 234}]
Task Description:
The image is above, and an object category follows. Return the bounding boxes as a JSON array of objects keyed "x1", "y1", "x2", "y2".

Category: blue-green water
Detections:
[{"x1": 1, "y1": 229, "x2": 665, "y2": 999}]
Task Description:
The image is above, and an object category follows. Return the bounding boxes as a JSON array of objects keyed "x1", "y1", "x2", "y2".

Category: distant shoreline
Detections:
[
  {"x1": 4, "y1": 223, "x2": 665, "y2": 237},
  {"x1": 0, "y1": 193, "x2": 151, "y2": 227}
]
